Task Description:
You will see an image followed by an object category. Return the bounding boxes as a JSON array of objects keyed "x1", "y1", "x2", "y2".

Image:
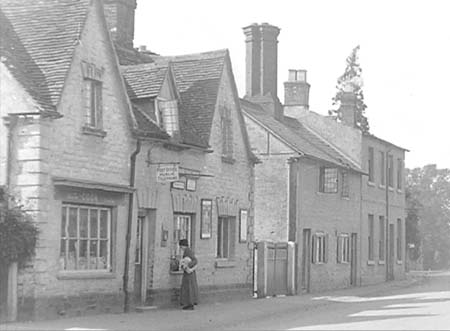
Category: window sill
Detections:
[
  {"x1": 397, "y1": 260, "x2": 403, "y2": 265},
  {"x1": 169, "y1": 270, "x2": 184, "y2": 275},
  {"x1": 378, "y1": 260, "x2": 386, "y2": 265},
  {"x1": 215, "y1": 259, "x2": 236, "y2": 268},
  {"x1": 367, "y1": 181, "x2": 375, "y2": 187},
  {"x1": 82, "y1": 125, "x2": 107, "y2": 138},
  {"x1": 397, "y1": 189, "x2": 403, "y2": 194},
  {"x1": 337, "y1": 261, "x2": 350, "y2": 265},
  {"x1": 221, "y1": 156, "x2": 236, "y2": 164},
  {"x1": 57, "y1": 271, "x2": 115, "y2": 280},
  {"x1": 341, "y1": 196, "x2": 350, "y2": 200},
  {"x1": 379, "y1": 184, "x2": 386, "y2": 190},
  {"x1": 388, "y1": 187, "x2": 394, "y2": 192},
  {"x1": 367, "y1": 260, "x2": 375, "y2": 266}
]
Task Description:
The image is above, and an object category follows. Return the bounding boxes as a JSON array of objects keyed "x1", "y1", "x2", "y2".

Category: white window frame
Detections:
[
  {"x1": 337, "y1": 233, "x2": 350, "y2": 264},
  {"x1": 172, "y1": 214, "x2": 192, "y2": 262},
  {"x1": 341, "y1": 170, "x2": 349, "y2": 197},
  {"x1": 156, "y1": 98, "x2": 179, "y2": 136},
  {"x1": 60, "y1": 204, "x2": 112, "y2": 272},
  {"x1": 368, "y1": 147, "x2": 374, "y2": 182},
  {"x1": 85, "y1": 79, "x2": 103, "y2": 129},
  {"x1": 368, "y1": 214, "x2": 375, "y2": 262},
  {"x1": 217, "y1": 216, "x2": 235, "y2": 259},
  {"x1": 312, "y1": 232, "x2": 328, "y2": 264}
]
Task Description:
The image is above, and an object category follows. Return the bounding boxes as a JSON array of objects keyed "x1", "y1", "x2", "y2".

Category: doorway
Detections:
[
  {"x1": 350, "y1": 233, "x2": 357, "y2": 286},
  {"x1": 134, "y1": 209, "x2": 156, "y2": 305},
  {"x1": 301, "y1": 229, "x2": 311, "y2": 293}
]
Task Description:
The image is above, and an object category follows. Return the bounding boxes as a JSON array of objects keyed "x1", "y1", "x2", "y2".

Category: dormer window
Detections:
[{"x1": 156, "y1": 98, "x2": 179, "y2": 137}]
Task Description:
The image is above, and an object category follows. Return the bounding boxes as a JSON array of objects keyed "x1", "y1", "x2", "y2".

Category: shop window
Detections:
[
  {"x1": 217, "y1": 216, "x2": 236, "y2": 259},
  {"x1": 341, "y1": 170, "x2": 349, "y2": 197},
  {"x1": 171, "y1": 214, "x2": 192, "y2": 271},
  {"x1": 60, "y1": 205, "x2": 111, "y2": 271},
  {"x1": 319, "y1": 167, "x2": 338, "y2": 193},
  {"x1": 368, "y1": 147, "x2": 374, "y2": 182},
  {"x1": 337, "y1": 233, "x2": 350, "y2": 263},
  {"x1": 368, "y1": 214, "x2": 374, "y2": 261},
  {"x1": 312, "y1": 232, "x2": 328, "y2": 264}
]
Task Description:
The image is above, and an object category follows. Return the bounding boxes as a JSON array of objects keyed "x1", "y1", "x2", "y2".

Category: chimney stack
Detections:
[
  {"x1": 243, "y1": 23, "x2": 280, "y2": 99},
  {"x1": 103, "y1": 0, "x2": 137, "y2": 49},
  {"x1": 284, "y1": 69, "x2": 310, "y2": 108},
  {"x1": 339, "y1": 84, "x2": 357, "y2": 127}
]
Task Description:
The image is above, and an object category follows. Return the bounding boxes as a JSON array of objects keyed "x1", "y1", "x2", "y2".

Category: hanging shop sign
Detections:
[{"x1": 156, "y1": 164, "x2": 179, "y2": 183}]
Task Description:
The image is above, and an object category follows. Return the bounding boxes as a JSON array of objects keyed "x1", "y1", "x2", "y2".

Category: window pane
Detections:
[
  {"x1": 68, "y1": 208, "x2": 78, "y2": 237},
  {"x1": 100, "y1": 210, "x2": 108, "y2": 239},
  {"x1": 217, "y1": 218, "x2": 223, "y2": 258},
  {"x1": 68, "y1": 239, "x2": 77, "y2": 270},
  {"x1": 90, "y1": 209, "x2": 98, "y2": 238},
  {"x1": 223, "y1": 219, "x2": 229, "y2": 258},
  {"x1": 60, "y1": 239, "x2": 66, "y2": 269},
  {"x1": 79, "y1": 240, "x2": 88, "y2": 270},
  {"x1": 61, "y1": 207, "x2": 67, "y2": 238},
  {"x1": 80, "y1": 208, "x2": 89, "y2": 238},
  {"x1": 90, "y1": 240, "x2": 98, "y2": 269},
  {"x1": 99, "y1": 240, "x2": 108, "y2": 270}
]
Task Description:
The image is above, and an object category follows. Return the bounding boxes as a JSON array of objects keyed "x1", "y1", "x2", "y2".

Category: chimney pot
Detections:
[
  {"x1": 139, "y1": 45, "x2": 147, "y2": 52},
  {"x1": 284, "y1": 69, "x2": 310, "y2": 108}
]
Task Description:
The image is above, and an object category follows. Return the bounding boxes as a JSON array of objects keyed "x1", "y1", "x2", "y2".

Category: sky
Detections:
[{"x1": 134, "y1": 0, "x2": 450, "y2": 169}]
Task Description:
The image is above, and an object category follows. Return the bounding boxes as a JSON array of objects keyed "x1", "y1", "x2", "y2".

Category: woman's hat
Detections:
[{"x1": 179, "y1": 239, "x2": 189, "y2": 247}]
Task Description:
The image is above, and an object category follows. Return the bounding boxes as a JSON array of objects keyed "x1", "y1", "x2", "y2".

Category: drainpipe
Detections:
[
  {"x1": 123, "y1": 138, "x2": 141, "y2": 313},
  {"x1": 385, "y1": 149, "x2": 391, "y2": 282},
  {"x1": 5, "y1": 115, "x2": 18, "y2": 190}
]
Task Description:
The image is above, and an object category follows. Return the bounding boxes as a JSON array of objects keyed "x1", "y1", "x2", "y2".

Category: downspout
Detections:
[
  {"x1": 5, "y1": 115, "x2": 18, "y2": 190},
  {"x1": 385, "y1": 149, "x2": 391, "y2": 281},
  {"x1": 123, "y1": 138, "x2": 141, "y2": 313}
]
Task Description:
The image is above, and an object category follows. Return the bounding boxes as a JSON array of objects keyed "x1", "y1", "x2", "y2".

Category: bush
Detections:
[{"x1": 0, "y1": 204, "x2": 38, "y2": 266}]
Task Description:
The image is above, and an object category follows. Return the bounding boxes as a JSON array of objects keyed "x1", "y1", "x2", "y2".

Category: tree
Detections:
[
  {"x1": 330, "y1": 45, "x2": 369, "y2": 133},
  {"x1": 405, "y1": 165, "x2": 450, "y2": 270}
]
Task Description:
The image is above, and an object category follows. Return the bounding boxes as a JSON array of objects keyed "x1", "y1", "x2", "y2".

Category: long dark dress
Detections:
[{"x1": 180, "y1": 247, "x2": 199, "y2": 307}]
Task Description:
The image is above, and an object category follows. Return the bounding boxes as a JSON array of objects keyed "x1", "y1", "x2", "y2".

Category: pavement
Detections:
[{"x1": 1, "y1": 272, "x2": 445, "y2": 331}]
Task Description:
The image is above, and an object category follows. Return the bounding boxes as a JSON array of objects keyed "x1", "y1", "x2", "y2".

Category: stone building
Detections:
[
  {"x1": 240, "y1": 23, "x2": 407, "y2": 292},
  {"x1": 0, "y1": 0, "x2": 256, "y2": 321}
]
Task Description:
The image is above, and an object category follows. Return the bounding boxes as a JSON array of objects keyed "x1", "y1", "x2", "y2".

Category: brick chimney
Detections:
[
  {"x1": 243, "y1": 23, "x2": 280, "y2": 98},
  {"x1": 339, "y1": 84, "x2": 357, "y2": 127},
  {"x1": 103, "y1": 0, "x2": 137, "y2": 49},
  {"x1": 284, "y1": 69, "x2": 310, "y2": 108}
]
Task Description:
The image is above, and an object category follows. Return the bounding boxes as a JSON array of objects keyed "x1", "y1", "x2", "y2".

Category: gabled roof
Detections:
[
  {"x1": 121, "y1": 49, "x2": 228, "y2": 149},
  {"x1": 121, "y1": 63, "x2": 169, "y2": 100},
  {"x1": 0, "y1": 0, "x2": 90, "y2": 111},
  {"x1": 241, "y1": 99, "x2": 363, "y2": 172},
  {"x1": 154, "y1": 49, "x2": 228, "y2": 146}
]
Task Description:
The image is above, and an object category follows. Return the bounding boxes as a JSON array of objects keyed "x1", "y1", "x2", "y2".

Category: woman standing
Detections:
[{"x1": 179, "y1": 239, "x2": 199, "y2": 310}]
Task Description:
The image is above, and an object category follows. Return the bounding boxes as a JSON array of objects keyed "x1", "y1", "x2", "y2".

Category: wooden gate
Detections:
[{"x1": 256, "y1": 241, "x2": 295, "y2": 298}]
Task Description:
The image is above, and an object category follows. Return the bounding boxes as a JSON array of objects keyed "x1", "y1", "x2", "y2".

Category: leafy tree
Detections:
[
  {"x1": 405, "y1": 165, "x2": 450, "y2": 270},
  {"x1": 330, "y1": 45, "x2": 369, "y2": 133},
  {"x1": 0, "y1": 188, "x2": 39, "y2": 266}
]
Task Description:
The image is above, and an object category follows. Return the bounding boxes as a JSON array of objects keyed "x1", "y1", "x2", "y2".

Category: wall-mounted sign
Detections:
[
  {"x1": 171, "y1": 180, "x2": 185, "y2": 190},
  {"x1": 186, "y1": 178, "x2": 197, "y2": 191},
  {"x1": 239, "y1": 209, "x2": 248, "y2": 243},
  {"x1": 201, "y1": 199, "x2": 212, "y2": 239},
  {"x1": 156, "y1": 164, "x2": 179, "y2": 183}
]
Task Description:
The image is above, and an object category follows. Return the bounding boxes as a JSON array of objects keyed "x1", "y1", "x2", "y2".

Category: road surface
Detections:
[{"x1": 3, "y1": 272, "x2": 450, "y2": 330}]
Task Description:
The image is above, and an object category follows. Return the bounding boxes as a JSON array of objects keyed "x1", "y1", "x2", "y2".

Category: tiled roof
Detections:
[
  {"x1": 154, "y1": 49, "x2": 228, "y2": 146},
  {"x1": 241, "y1": 99, "x2": 362, "y2": 172},
  {"x1": 121, "y1": 63, "x2": 168, "y2": 100},
  {"x1": 0, "y1": 0, "x2": 90, "y2": 111},
  {"x1": 122, "y1": 50, "x2": 228, "y2": 148},
  {"x1": 114, "y1": 44, "x2": 155, "y2": 66},
  {"x1": 131, "y1": 104, "x2": 169, "y2": 140}
]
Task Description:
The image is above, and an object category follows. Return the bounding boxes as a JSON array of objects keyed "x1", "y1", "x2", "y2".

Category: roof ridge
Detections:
[{"x1": 152, "y1": 49, "x2": 229, "y2": 63}]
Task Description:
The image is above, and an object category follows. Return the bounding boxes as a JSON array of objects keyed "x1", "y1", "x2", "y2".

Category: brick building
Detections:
[
  {"x1": 240, "y1": 23, "x2": 407, "y2": 292},
  {"x1": 0, "y1": 0, "x2": 256, "y2": 321}
]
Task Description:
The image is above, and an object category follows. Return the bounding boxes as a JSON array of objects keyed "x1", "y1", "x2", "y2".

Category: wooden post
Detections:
[
  {"x1": 7, "y1": 262, "x2": 17, "y2": 322},
  {"x1": 287, "y1": 242, "x2": 296, "y2": 295}
]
